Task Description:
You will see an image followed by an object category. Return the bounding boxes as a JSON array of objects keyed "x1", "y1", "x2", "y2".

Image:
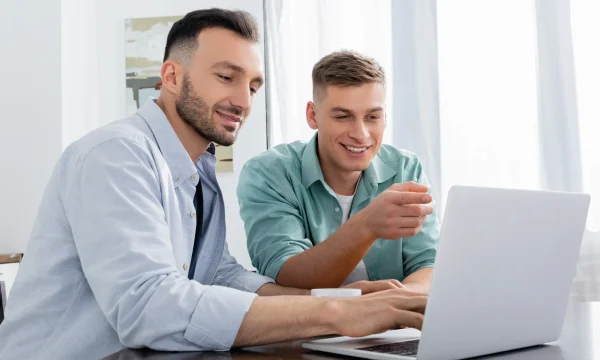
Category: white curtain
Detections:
[
  {"x1": 436, "y1": 0, "x2": 541, "y2": 201},
  {"x1": 570, "y1": 0, "x2": 600, "y2": 301},
  {"x1": 435, "y1": 0, "x2": 599, "y2": 300},
  {"x1": 264, "y1": 0, "x2": 393, "y2": 147},
  {"x1": 571, "y1": 0, "x2": 600, "y2": 233},
  {"x1": 389, "y1": 0, "x2": 442, "y2": 206}
]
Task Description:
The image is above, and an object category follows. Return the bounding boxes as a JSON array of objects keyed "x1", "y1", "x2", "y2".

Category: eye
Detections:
[
  {"x1": 368, "y1": 115, "x2": 381, "y2": 120},
  {"x1": 217, "y1": 74, "x2": 232, "y2": 81},
  {"x1": 334, "y1": 115, "x2": 349, "y2": 120},
  {"x1": 250, "y1": 87, "x2": 257, "y2": 95}
]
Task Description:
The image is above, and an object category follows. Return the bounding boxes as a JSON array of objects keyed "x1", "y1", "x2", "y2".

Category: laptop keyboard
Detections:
[{"x1": 358, "y1": 339, "x2": 420, "y2": 357}]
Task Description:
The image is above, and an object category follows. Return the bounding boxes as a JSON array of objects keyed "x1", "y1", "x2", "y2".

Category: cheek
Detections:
[
  {"x1": 198, "y1": 81, "x2": 225, "y2": 104},
  {"x1": 370, "y1": 123, "x2": 385, "y2": 139}
]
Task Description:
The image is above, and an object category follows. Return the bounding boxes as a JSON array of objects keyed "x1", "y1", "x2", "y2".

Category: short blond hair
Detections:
[{"x1": 312, "y1": 50, "x2": 386, "y2": 101}]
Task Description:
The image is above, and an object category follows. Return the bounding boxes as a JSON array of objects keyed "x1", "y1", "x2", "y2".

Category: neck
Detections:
[
  {"x1": 156, "y1": 96, "x2": 210, "y2": 162},
  {"x1": 318, "y1": 148, "x2": 361, "y2": 196}
]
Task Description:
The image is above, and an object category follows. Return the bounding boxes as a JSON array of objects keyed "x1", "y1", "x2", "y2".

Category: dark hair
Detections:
[{"x1": 163, "y1": 8, "x2": 260, "y2": 62}]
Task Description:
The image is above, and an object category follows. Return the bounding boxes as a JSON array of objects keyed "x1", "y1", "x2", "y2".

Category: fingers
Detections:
[
  {"x1": 384, "y1": 226, "x2": 423, "y2": 239},
  {"x1": 368, "y1": 280, "x2": 407, "y2": 292},
  {"x1": 393, "y1": 295, "x2": 428, "y2": 314},
  {"x1": 394, "y1": 216, "x2": 426, "y2": 229},
  {"x1": 374, "y1": 290, "x2": 427, "y2": 314},
  {"x1": 385, "y1": 279, "x2": 407, "y2": 289},
  {"x1": 402, "y1": 227, "x2": 423, "y2": 238},
  {"x1": 397, "y1": 204, "x2": 434, "y2": 217},
  {"x1": 347, "y1": 280, "x2": 406, "y2": 295},
  {"x1": 365, "y1": 288, "x2": 427, "y2": 299},
  {"x1": 389, "y1": 182, "x2": 429, "y2": 193},
  {"x1": 388, "y1": 191, "x2": 432, "y2": 205},
  {"x1": 394, "y1": 309, "x2": 425, "y2": 330}
]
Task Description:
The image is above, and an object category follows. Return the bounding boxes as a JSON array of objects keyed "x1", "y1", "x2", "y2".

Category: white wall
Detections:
[
  {"x1": 95, "y1": 0, "x2": 267, "y2": 269},
  {"x1": 0, "y1": 0, "x2": 63, "y2": 254},
  {"x1": 62, "y1": 0, "x2": 99, "y2": 147}
]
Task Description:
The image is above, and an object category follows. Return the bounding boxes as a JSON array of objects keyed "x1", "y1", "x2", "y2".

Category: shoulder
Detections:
[
  {"x1": 377, "y1": 144, "x2": 422, "y2": 171},
  {"x1": 62, "y1": 114, "x2": 157, "y2": 166},
  {"x1": 242, "y1": 140, "x2": 307, "y2": 175}
]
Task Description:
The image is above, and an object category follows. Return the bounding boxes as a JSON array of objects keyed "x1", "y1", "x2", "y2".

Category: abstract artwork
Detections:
[{"x1": 125, "y1": 15, "x2": 233, "y2": 172}]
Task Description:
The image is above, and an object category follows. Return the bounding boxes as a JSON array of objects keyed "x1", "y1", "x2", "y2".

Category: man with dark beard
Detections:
[{"x1": 0, "y1": 8, "x2": 427, "y2": 360}]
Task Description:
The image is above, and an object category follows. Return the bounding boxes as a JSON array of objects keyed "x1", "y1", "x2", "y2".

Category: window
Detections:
[
  {"x1": 571, "y1": 0, "x2": 600, "y2": 231},
  {"x1": 437, "y1": 0, "x2": 541, "y2": 206}
]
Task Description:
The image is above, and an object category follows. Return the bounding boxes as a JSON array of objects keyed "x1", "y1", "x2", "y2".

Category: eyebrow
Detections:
[
  {"x1": 330, "y1": 106, "x2": 384, "y2": 113},
  {"x1": 211, "y1": 61, "x2": 264, "y2": 87},
  {"x1": 367, "y1": 106, "x2": 384, "y2": 113}
]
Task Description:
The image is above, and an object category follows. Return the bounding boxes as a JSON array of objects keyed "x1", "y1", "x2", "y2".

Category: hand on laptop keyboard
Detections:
[{"x1": 328, "y1": 288, "x2": 427, "y2": 337}]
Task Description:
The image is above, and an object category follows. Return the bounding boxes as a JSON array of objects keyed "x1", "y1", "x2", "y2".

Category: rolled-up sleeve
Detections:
[
  {"x1": 211, "y1": 244, "x2": 274, "y2": 293},
  {"x1": 61, "y1": 138, "x2": 255, "y2": 351},
  {"x1": 237, "y1": 160, "x2": 312, "y2": 280},
  {"x1": 401, "y1": 158, "x2": 441, "y2": 277}
]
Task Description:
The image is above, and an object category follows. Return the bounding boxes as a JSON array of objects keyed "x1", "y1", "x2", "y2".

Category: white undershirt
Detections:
[
  {"x1": 335, "y1": 193, "x2": 355, "y2": 224},
  {"x1": 335, "y1": 189, "x2": 369, "y2": 284}
]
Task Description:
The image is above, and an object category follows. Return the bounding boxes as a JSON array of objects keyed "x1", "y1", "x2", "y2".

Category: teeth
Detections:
[{"x1": 345, "y1": 145, "x2": 367, "y2": 153}]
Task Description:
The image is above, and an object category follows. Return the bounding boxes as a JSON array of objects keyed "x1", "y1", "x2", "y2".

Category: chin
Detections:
[
  {"x1": 339, "y1": 154, "x2": 376, "y2": 171},
  {"x1": 339, "y1": 161, "x2": 370, "y2": 172},
  {"x1": 217, "y1": 128, "x2": 239, "y2": 146}
]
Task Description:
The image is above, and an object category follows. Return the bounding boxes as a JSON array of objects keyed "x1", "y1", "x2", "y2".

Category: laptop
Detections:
[{"x1": 303, "y1": 185, "x2": 591, "y2": 360}]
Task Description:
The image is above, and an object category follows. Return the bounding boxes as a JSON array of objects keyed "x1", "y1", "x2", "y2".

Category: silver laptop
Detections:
[{"x1": 303, "y1": 185, "x2": 591, "y2": 360}]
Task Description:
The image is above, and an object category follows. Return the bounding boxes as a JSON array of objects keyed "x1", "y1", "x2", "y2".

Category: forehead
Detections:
[
  {"x1": 192, "y1": 27, "x2": 263, "y2": 76},
  {"x1": 322, "y1": 83, "x2": 386, "y2": 109}
]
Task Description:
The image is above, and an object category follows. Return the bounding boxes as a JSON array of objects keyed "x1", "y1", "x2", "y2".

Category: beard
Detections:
[{"x1": 175, "y1": 73, "x2": 243, "y2": 147}]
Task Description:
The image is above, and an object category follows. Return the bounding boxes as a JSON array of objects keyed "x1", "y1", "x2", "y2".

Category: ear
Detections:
[
  {"x1": 306, "y1": 101, "x2": 318, "y2": 130},
  {"x1": 160, "y1": 60, "x2": 180, "y2": 95}
]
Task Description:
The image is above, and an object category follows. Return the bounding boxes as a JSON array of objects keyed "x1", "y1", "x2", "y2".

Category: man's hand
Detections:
[
  {"x1": 234, "y1": 288, "x2": 427, "y2": 348},
  {"x1": 329, "y1": 288, "x2": 427, "y2": 337},
  {"x1": 343, "y1": 279, "x2": 406, "y2": 295},
  {"x1": 357, "y1": 182, "x2": 434, "y2": 240}
]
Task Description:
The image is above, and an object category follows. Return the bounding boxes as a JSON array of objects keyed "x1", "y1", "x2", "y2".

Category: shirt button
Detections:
[
  {"x1": 183, "y1": 264, "x2": 188, "y2": 271},
  {"x1": 190, "y1": 211, "x2": 196, "y2": 218},
  {"x1": 191, "y1": 174, "x2": 198, "y2": 182},
  {"x1": 174, "y1": 176, "x2": 180, "y2": 182},
  {"x1": 335, "y1": 207, "x2": 340, "y2": 212}
]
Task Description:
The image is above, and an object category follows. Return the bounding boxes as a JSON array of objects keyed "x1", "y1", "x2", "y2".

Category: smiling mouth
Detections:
[
  {"x1": 216, "y1": 110, "x2": 242, "y2": 123},
  {"x1": 343, "y1": 144, "x2": 369, "y2": 153}
]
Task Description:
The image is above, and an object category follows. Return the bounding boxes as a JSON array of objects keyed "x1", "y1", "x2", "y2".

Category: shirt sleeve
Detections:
[
  {"x1": 211, "y1": 243, "x2": 274, "y2": 293},
  {"x1": 401, "y1": 157, "x2": 441, "y2": 277},
  {"x1": 237, "y1": 160, "x2": 312, "y2": 280},
  {"x1": 61, "y1": 138, "x2": 256, "y2": 351}
]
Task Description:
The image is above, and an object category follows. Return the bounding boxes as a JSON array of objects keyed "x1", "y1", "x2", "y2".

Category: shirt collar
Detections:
[
  {"x1": 207, "y1": 143, "x2": 216, "y2": 155},
  {"x1": 301, "y1": 134, "x2": 324, "y2": 188},
  {"x1": 301, "y1": 132, "x2": 398, "y2": 190},
  {"x1": 137, "y1": 99, "x2": 197, "y2": 187}
]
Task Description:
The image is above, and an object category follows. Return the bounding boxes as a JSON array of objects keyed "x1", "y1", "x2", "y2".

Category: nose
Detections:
[
  {"x1": 230, "y1": 84, "x2": 252, "y2": 114},
  {"x1": 348, "y1": 119, "x2": 370, "y2": 143}
]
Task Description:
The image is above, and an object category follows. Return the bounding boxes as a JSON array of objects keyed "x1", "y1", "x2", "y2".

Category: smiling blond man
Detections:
[{"x1": 238, "y1": 51, "x2": 440, "y2": 293}]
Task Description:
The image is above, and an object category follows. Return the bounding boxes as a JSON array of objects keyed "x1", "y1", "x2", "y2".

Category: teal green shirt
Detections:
[{"x1": 237, "y1": 134, "x2": 440, "y2": 282}]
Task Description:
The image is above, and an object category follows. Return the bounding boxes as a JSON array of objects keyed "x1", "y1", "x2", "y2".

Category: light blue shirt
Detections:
[{"x1": 0, "y1": 100, "x2": 273, "y2": 360}]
